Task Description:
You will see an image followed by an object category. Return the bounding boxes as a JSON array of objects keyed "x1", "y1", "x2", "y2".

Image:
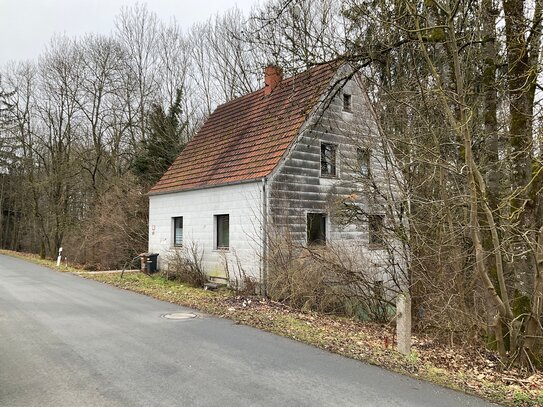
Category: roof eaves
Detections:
[{"x1": 147, "y1": 176, "x2": 264, "y2": 197}]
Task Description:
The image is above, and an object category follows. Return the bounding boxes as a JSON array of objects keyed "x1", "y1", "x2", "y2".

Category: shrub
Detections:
[
  {"x1": 164, "y1": 243, "x2": 207, "y2": 287},
  {"x1": 221, "y1": 251, "x2": 260, "y2": 295},
  {"x1": 266, "y1": 230, "x2": 394, "y2": 321}
]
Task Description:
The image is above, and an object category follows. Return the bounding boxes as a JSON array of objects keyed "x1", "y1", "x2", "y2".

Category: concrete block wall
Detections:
[{"x1": 148, "y1": 181, "x2": 263, "y2": 280}]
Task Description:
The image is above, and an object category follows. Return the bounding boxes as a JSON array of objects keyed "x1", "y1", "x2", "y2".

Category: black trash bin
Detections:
[
  {"x1": 139, "y1": 253, "x2": 159, "y2": 274},
  {"x1": 147, "y1": 253, "x2": 159, "y2": 273}
]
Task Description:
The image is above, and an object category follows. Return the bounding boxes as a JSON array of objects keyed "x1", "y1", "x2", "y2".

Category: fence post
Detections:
[{"x1": 396, "y1": 292, "x2": 412, "y2": 355}]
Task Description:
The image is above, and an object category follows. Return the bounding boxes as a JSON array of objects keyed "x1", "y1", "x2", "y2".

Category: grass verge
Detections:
[{"x1": 2, "y1": 249, "x2": 542, "y2": 406}]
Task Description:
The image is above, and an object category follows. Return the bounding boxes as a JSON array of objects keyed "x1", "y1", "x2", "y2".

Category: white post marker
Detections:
[
  {"x1": 56, "y1": 247, "x2": 63, "y2": 267},
  {"x1": 396, "y1": 292, "x2": 412, "y2": 355}
]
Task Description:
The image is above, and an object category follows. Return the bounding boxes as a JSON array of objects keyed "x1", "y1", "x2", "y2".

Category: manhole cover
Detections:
[{"x1": 162, "y1": 312, "x2": 196, "y2": 320}]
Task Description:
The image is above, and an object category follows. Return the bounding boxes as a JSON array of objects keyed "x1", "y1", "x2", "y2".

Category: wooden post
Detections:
[
  {"x1": 396, "y1": 292, "x2": 412, "y2": 355},
  {"x1": 56, "y1": 247, "x2": 63, "y2": 267}
]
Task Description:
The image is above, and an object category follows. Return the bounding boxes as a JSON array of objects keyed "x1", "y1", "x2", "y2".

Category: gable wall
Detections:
[
  {"x1": 267, "y1": 71, "x2": 394, "y2": 272},
  {"x1": 148, "y1": 181, "x2": 263, "y2": 279}
]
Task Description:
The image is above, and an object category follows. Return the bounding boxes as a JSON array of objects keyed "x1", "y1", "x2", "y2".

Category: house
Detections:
[{"x1": 148, "y1": 62, "x2": 398, "y2": 287}]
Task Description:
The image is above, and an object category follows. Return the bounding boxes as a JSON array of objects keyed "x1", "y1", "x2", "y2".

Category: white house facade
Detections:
[{"x1": 148, "y1": 181, "x2": 264, "y2": 280}]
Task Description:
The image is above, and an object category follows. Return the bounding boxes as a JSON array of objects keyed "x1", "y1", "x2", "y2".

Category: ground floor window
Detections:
[
  {"x1": 216, "y1": 214, "x2": 230, "y2": 249},
  {"x1": 307, "y1": 213, "x2": 326, "y2": 245},
  {"x1": 173, "y1": 216, "x2": 183, "y2": 246}
]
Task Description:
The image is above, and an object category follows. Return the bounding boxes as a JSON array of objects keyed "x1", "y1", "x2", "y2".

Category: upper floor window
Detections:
[
  {"x1": 307, "y1": 213, "x2": 327, "y2": 245},
  {"x1": 343, "y1": 93, "x2": 352, "y2": 112},
  {"x1": 216, "y1": 214, "x2": 230, "y2": 250},
  {"x1": 369, "y1": 214, "x2": 385, "y2": 246},
  {"x1": 173, "y1": 217, "x2": 183, "y2": 247},
  {"x1": 357, "y1": 148, "x2": 371, "y2": 177},
  {"x1": 321, "y1": 143, "x2": 337, "y2": 178}
]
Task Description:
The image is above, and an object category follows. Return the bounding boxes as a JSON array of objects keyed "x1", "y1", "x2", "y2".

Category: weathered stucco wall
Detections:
[{"x1": 148, "y1": 181, "x2": 263, "y2": 279}]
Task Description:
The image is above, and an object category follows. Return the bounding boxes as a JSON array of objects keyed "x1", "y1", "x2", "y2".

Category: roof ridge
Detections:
[{"x1": 214, "y1": 62, "x2": 338, "y2": 111}]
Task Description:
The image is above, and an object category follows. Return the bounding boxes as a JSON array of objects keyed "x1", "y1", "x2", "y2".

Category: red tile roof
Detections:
[{"x1": 148, "y1": 63, "x2": 338, "y2": 195}]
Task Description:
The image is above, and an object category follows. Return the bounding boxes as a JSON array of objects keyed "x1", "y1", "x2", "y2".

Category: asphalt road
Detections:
[{"x1": 0, "y1": 254, "x2": 498, "y2": 407}]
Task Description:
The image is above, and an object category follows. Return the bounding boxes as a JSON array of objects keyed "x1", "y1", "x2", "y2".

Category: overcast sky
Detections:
[{"x1": 0, "y1": 0, "x2": 258, "y2": 66}]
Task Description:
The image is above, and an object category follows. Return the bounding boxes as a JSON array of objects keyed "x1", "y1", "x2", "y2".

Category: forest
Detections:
[{"x1": 0, "y1": 0, "x2": 542, "y2": 368}]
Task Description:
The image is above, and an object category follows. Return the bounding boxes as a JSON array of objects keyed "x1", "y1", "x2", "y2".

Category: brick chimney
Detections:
[{"x1": 264, "y1": 65, "x2": 283, "y2": 95}]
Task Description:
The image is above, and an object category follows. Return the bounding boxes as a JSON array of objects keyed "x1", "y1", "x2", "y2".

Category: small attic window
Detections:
[{"x1": 343, "y1": 93, "x2": 352, "y2": 112}]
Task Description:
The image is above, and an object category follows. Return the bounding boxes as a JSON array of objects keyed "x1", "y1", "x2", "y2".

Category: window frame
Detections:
[
  {"x1": 215, "y1": 214, "x2": 230, "y2": 250},
  {"x1": 368, "y1": 214, "x2": 385, "y2": 247},
  {"x1": 357, "y1": 147, "x2": 371, "y2": 178},
  {"x1": 343, "y1": 93, "x2": 352, "y2": 112},
  {"x1": 320, "y1": 142, "x2": 338, "y2": 178},
  {"x1": 307, "y1": 213, "x2": 327, "y2": 246},
  {"x1": 173, "y1": 216, "x2": 183, "y2": 247}
]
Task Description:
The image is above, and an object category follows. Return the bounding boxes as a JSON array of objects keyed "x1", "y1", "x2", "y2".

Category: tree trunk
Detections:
[
  {"x1": 503, "y1": 0, "x2": 537, "y2": 294},
  {"x1": 520, "y1": 227, "x2": 543, "y2": 368}
]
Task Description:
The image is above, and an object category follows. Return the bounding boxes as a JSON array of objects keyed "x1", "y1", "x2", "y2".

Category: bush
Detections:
[
  {"x1": 164, "y1": 243, "x2": 207, "y2": 287},
  {"x1": 70, "y1": 174, "x2": 148, "y2": 270},
  {"x1": 266, "y1": 232, "x2": 394, "y2": 321},
  {"x1": 220, "y1": 251, "x2": 260, "y2": 295},
  {"x1": 267, "y1": 252, "x2": 346, "y2": 313}
]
